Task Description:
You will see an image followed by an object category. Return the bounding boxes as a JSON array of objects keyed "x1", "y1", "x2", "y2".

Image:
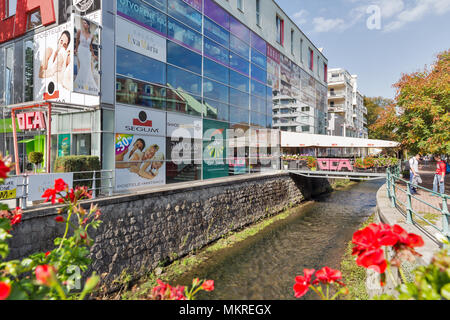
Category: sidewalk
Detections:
[{"x1": 394, "y1": 162, "x2": 448, "y2": 234}]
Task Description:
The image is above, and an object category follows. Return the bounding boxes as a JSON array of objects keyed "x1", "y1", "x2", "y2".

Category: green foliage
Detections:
[
  {"x1": 54, "y1": 156, "x2": 101, "y2": 188},
  {"x1": 372, "y1": 50, "x2": 450, "y2": 155},
  {"x1": 364, "y1": 96, "x2": 394, "y2": 139},
  {"x1": 28, "y1": 152, "x2": 44, "y2": 165}
]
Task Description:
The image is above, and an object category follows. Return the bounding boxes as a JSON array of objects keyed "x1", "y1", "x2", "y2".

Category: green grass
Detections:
[
  {"x1": 339, "y1": 214, "x2": 375, "y2": 300},
  {"x1": 331, "y1": 179, "x2": 357, "y2": 190}
]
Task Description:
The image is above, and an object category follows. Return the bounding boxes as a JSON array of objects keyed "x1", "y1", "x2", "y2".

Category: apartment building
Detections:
[{"x1": 327, "y1": 68, "x2": 368, "y2": 138}]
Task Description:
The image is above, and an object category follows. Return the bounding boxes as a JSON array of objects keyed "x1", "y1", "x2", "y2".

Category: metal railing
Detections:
[
  {"x1": 1, "y1": 170, "x2": 114, "y2": 210},
  {"x1": 386, "y1": 166, "x2": 450, "y2": 242}
]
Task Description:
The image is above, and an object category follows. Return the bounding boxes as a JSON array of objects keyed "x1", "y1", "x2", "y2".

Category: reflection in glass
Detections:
[
  {"x1": 117, "y1": 0, "x2": 167, "y2": 35},
  {"x1": 203, "y1": 98, "x2": 229, "y2": 122},
  {"x1": 167, "y1": 40, "x2": 202, "y2": 74},
  {"x1": 167, "y1": 65, "x2": 201, "y2": 96},
  {"x1": 166, "y1": 88, "x2": 203, "y2": 116},
  {"x1": 167, "y1": 17, "x2": 202, "y2": 52},
  {"x1": 168, "y1": 0, "x2": 202, "y2": 32},
  {"x1": 230, "y1": 70, "x2": 249, "y2": 93},
  {"x1": 116, "y1": 47, "x2": 166, "y2": 85},
  {"x1": 116, "y1": 76, "x2": 166, "y2": 110},
  {"x1": 203, "y1": 58, "x2": 229, "y2": 84}
]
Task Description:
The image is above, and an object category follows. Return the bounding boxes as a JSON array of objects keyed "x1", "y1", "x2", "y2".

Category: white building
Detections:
[{"x1": 327, "y1": 68, "x2": 368, "y2": 138}]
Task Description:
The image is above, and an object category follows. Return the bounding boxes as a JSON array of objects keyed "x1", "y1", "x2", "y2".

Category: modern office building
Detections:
[
  {"x1": 0, "y1": 0, "x2": 327, "y2": 193},
  {"x1": 327, "y1": 68, "x2": 368, "y2": 138}
]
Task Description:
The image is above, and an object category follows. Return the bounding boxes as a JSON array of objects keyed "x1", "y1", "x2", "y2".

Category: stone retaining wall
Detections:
[{"x1": 8, "y1": 172, "x2": 331, "y2": 290}]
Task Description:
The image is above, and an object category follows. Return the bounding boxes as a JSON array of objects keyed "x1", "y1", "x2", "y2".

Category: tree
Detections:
[
  {"x1": 371, "y1": 50, "x2": 450, "y2": 155},
  {"x1": 364, "y1": 96, "x2": 394, "y2": 139}
]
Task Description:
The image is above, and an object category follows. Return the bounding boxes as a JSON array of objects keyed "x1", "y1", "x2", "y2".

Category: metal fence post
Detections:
[
  {"x1": 92, "y1": 171, "x2": 97, "y2": 199},
  {"x1": 386, "y1": 168, "x2": 391, "y2": 199},
  {"x1": 390, "y1": 174, "x2": 397, "y2": 208},
  {"x1": 442, "y1": 197, "x2": 450, "y2": 243},
  {"x1": 108, "y1": 171, "x2": 113, "y2": 197},
  {"x1": 21, "y1": 175, "x2": 28, "y2": 210},
  {"x1": 406, "y1": 182, "x2": 413, "y2": 224}
]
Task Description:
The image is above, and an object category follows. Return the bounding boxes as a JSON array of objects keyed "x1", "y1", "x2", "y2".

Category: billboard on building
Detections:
[
  {"x1": 115, "y1": 133, "x2": 166, "y2": 192},
  {"x1": 33, "y1": 20, "x2": 74, "y2": 102},
  {"x1": 73, "y1": 14, "x2": 101, "y2": 95},
  {"x1": 116, "y1": 17, "x2": 167, "y2": 63},
  {"x1": 59, "y1": 0, "x2": 102, "y2": 24}
]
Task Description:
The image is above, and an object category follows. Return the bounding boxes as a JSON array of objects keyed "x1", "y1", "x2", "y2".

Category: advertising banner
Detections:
[
  {"x1": 167, "y1": 113, "x2": 202, "y2": 140},
  {"x1": 28, "y1": 173, "x2": 74, "y2": 202},
  {"x1": 0, "y1": 177, "x2": 23, "y2": 201},
  {"x1": 115, "y1": 104, "x2": 166, "y2": 137},
  {"x1": 59, "y1": 0, "x2": 102, "y2": 24},
  {"x1": 73, "y1": 14, "x2": 101, "y2": 95},
  {"x1": 115, "y1": 133, "x2": 166, "y2": 192},
  {"x1": 34, "y1": 21, "x2": 74, "y2": 102},
  {"x1": 203, "y1": 119, "x2": 229, "y2": 179},
  {"x1": 58, "y1": 134, "x2": 71, "y2": 157},
  {"x1": 116, "y1": 17, "x2": 167, "y2": 63}
]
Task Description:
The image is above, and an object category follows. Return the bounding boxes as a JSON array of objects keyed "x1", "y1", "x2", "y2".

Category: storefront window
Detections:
[
  {"x1": 24, "y1": 40, "x2": 34, "y2": 102},
  {"x1": 5, "y1": 46, "x2": 14, "y2": 106}
]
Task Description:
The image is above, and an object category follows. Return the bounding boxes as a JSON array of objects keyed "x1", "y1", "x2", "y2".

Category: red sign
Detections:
[
  {"x1": 17, "y1": 112, "x2": 47, "y2": 130},
  {"x1": 0, "y1": 0, "x2": 56, "y2": 44},
  {"x1": 267, "y1": 44, "x2": 280, "y2": 64}
]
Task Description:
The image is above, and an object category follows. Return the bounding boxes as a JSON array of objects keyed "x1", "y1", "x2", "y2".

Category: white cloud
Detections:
[
  {"x1": 292, "y1": 9, "x2": 309, "y2": 25},
  {"x1": 312, "y1": 17, "x2": 348, "y2": 33},
  {"x1": 383, "y1": 0, "x2": 450, "y2": 32}
]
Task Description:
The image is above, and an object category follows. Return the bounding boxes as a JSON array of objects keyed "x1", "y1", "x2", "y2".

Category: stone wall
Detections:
[{"x1": 8, "y1": 172, "x2": 331, "y2": 290}]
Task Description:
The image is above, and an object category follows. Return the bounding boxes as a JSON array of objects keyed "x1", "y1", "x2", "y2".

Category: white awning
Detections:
[{"x1": 281, "y1": 131, "x2": 400, "y2": 148}]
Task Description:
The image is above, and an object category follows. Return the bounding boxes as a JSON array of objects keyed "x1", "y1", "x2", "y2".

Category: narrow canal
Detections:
[{"x1": 174, "y1": 179, "x2": 384, "y2": 300}]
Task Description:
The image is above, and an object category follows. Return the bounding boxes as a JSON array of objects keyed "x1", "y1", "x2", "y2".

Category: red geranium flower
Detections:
[
  {"x1": 202, "y1": 280, "x2": 214, "y2": 292},
  {"x1": 293, "y1": 269, "x2": 315, "y2": 298},
  {"x1": 55, "y1": 216, "x2": 64, "y2": 223},
  {"x1": 11, "y1": 213, "x2": 22, "y2": 226},
  {"x1": 54, "y1": 179, "x2": 68, "y2": 193},
  {"x1": 35, "y1": 265, "x2": 56, "y2": 286},
  {"x1": 0, "y1": 282, "x2": 11, "y2": 300},
  {"x1": 0, "y1": 159, "x2": 11, "y2": 179},
  {"x1": 315, "y1": 267, "x2": 342, "y2": 284},
  {"x1": 42, "y1": 188, "x2": 58, "y2": 204},
  {"x1": 355, "y1": 248, "x2": 387, "y2": 274}
]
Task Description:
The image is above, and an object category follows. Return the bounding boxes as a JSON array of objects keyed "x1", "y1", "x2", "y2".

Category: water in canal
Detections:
[{"x1": 174, "y1": 179, "x2": 384, "y2": 300}]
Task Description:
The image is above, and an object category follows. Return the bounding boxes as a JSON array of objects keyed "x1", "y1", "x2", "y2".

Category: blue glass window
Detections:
[
  {"x1": 204, "y1": 38, "x2": 229, "y2": 66},
  {"x1": 167, "y1": 40, "x2": 202, "y2": 74},
  {"x1": 204, "y1": 58, "x2": 229, "y2": 84},
  {"x1": 251, "y1": 64, "x2": 266, "y2": 84},
  {"x1": 230, "y1": 52, "x2": 249, "y2": 75},
  {"x1": 230, "y1": 106, "x2": 249, "y2": 124},
  {"x1": 167, "y1": 65, "x2": 202, "y2": 96},
  {"x1": 203, "y1": 98, "x2": 229, "y2": 122},
  {"x1": 251, "y1": 95, "x2": 266, "y2": 113},
  {"x1": 251, "y1": 112, "x2": 266, "y2": 127},
  {"x1": 203, "y1": 78, "x2": 229, "y2": 104},
  {"x1": 168, "y1": 0, "x2": 202, "y2": 32},
  {"x1": 116, "y1": 76, "x2": 166, "y2": 110},
  {"x1": 229, "y1": 70, "x2": 249, "y2": 92},
  {"x1": 251, "y1": 79, "x2": 266, "y2": 97},
  {"x1": 145, "y1": 0, "x2": 167, "y2": 11},
  {"x1": 230, "y1": 34, "x2": 249, "y2": 60},
  {"x1": 116, "y1": 46, "x2": 166, "y2": 85},
  {"x1": 266, "y1": 100, "x2": 273, "y2": 115},
  {"x1": 204, "y1": 17, "x2": 229, "y2": 48},
  {"x1": 229, "y1": 88, "x2": 249, "y2": 109},
  {"x1": 167, "y1": 17, "x2": 202, "y2": 52},
  {"x1": 251, "y1": 48, "x2": 266, "y2": 70},
  {"x1": 266, "y1": 115, "x2": 273, "y2": 128},
  {"x1": 117, "y1": 0, "x2": 167, "y2": 35},
  {"x1": 266, "y1": 86, "x2": 273, "y2": 101},
  {"x1": 166, "y1": 88, "x2": 203, "y2": 116}
]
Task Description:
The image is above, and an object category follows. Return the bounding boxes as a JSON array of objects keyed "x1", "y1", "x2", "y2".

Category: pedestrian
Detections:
[
  {"x1": 408, "y1": 154, "x2": 420, "y2": 194},
  {"x1": 432, "y1": 155, "x2": 446, "y2": 195}
]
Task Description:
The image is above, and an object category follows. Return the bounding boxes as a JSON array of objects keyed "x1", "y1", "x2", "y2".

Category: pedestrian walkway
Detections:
[{"x1": 394, "y1": 162, "x2": 448, "y2": 233}]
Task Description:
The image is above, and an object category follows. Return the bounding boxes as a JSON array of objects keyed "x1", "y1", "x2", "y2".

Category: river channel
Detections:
[{"x1": 173, "y1": 179, "x2": 384, "y2": 300}]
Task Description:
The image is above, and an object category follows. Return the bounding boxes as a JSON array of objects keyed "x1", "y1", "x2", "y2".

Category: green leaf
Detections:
[
  {"x1": 0, "y1": 218, "x2": 12, "y2": 232},
  {"x1": 441, "y1": 284, "x2": 450, "y2": 300}
]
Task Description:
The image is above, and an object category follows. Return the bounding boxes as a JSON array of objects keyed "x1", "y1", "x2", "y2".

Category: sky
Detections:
[{"x1": 275, "y1": 0, "x2": 450, "y2": 99}]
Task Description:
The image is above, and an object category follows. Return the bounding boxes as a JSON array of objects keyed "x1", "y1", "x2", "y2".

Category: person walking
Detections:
[
  {"x1": 409, "y1": 154, "x2": 420, "y2": 194},
  {"x1": 432, "y1": 155, "x2": 446, "y2": 195}
]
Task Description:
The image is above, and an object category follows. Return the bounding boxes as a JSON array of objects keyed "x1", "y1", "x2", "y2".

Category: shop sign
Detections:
[
  {"x1": 317, "y1": 159, "x2": 353, "y2": 171},
  {"x1": 167, "y1": 113, "x2": 202, "y2": 140},
  {"x1": 115, "y1": 105, "x2": 166, "y2": 137},
  {"x1": 17, "y1": 112, "x2": 47, "y2": 131},
  {"x1": 0, "y1": 178, "x2": 23, "y2": 201},
  {"x1": 0, "y1": 0, "x2": 56, "y2": 44},
  {"x1": 116, "y1": 17, "x2": 166, "y2": 63}
]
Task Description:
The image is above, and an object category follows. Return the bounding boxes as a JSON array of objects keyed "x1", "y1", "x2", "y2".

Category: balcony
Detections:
[
  {"x1": 328, "y1": 104, "x2": 345, "y2": 113},
  {"x1": 328, "y1": 90, "x2": 346, "y2": 99}
]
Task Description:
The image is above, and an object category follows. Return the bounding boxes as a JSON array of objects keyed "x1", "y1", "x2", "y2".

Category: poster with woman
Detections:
[
  {"x1": 115, "y1": 133, "x2": 166, "y2": 192},
  {"x1": 34, "y1": 21, "x2": 74, "y2": 102},
  {"x1": 73, "y1": 15, "x2": 100, "y2": 95}
]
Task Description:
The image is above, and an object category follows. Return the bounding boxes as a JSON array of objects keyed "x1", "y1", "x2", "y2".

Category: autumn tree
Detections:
[
  {"x1": 371, "y1": 50, "x2": 450, "y2": 155},
  {"x1": 363, "y1": 96, "x2": 394, "y2": 139}
]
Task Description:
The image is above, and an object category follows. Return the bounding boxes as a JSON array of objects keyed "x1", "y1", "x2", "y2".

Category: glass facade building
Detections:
[{"x1": 0, "y1": 0, "x2": 328, "y2": 194}]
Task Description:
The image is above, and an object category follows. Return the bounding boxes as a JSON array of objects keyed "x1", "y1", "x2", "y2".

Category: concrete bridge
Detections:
[{"x1": 288, "y1": 169, "x2": 386, "y2": 181}]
